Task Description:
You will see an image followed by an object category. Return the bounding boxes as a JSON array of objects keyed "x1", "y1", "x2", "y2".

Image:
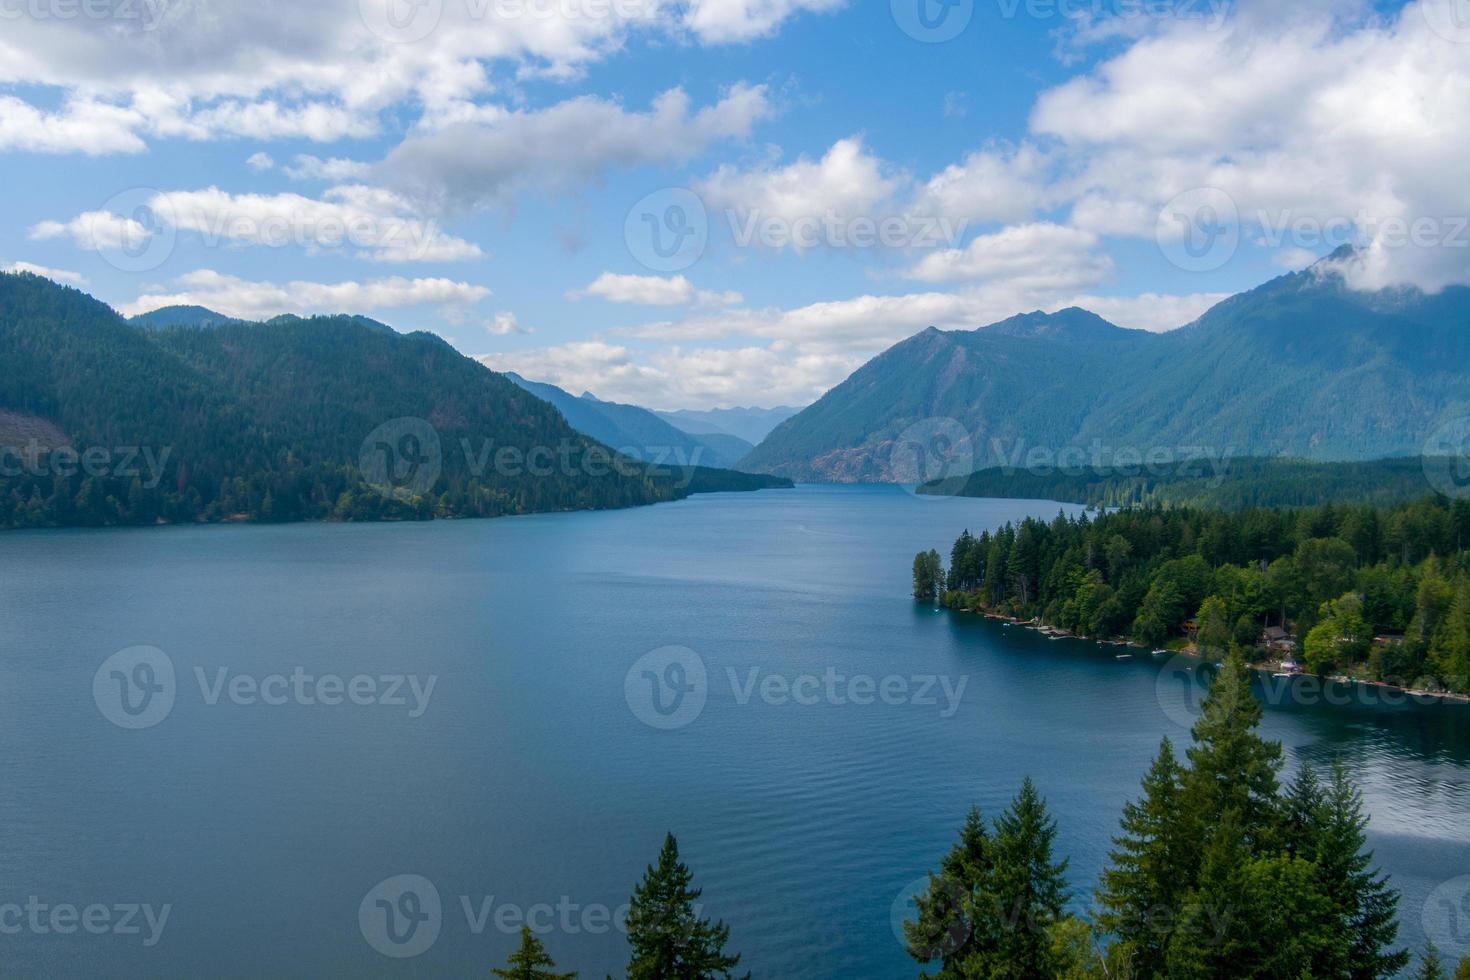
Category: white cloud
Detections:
[
  {"x1": 681, "y1": 0, "x2": 847, "y2": 43},
  {"x1": 1064, "y1": 291, "x2": 1230, "y2": 333},
  {"x1": 478, "y1": 340, "x2": 849, "y2": 411},
  {"x1": 38, "y1": 186, "x2": 482, "y2": 263},
  {"x1": 698, "y1": 136, "x2": 900, "y2": 234},
  {"x1": 246, "y1": 152, "x2": 275, "y2": 172},
  {"x1": 0, "y1": 96, "x2": 144, "y2": 154},
  {"x1": 909, "y1": 145, "x2": 1051, "y2": 226},
  {"x1": 905, "y1": 223, "x2": 1112, "y2": 287},
  {"x1": 486, "y1": 311, "x2": 533, "y2": 335},
  {"x1": 1030, "y1": 0, "x2": 1470, "y2": 292},
  {"x1": 283, "y1": 155, "x2": 372, "y2": 182},
  {"x1": 381, "y1": 85, "x2": 773, "y2": 211},
  {"x1": 1, "y1": 261, "x2": 88, "y2": 286},
  {"x1": 572, "y1": 272, "x2": 742, "y2": 307},
  {"x1": 29, "y1": 211, "x2": 151, "y2": 251},
  {"x1": 121, "y1": 270, "x2": 490, "y2": 321},
  {"x1": 0, "y1": 2, "x2": 707, "y2": 153}
]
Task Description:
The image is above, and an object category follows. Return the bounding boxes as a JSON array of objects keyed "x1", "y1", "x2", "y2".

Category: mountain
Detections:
[
  {"x1": 741, "y1": 259, "x2": 1470, "y2": 482},
  {"x1": 657, "y1": 405, "x2": 802, "y2": 445},
  {"x1": 504, "y1": 374, "x2": 754, "y2": 470},
  {"x1": 129, "y1": 305, "x2": 246, "y2": 329},
  {"x1": 0, "y1": 272, "x2": 787, "y2": 530}
]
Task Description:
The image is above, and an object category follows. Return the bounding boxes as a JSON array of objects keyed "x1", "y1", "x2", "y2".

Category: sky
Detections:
[{"x1": 2, "y1": 0, "x2": 1468, "y2": 409}]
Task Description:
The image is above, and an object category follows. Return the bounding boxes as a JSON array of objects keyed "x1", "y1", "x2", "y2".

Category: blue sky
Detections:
[{"x1": 2, "y1": 0, "x2": 1465, "y2": 408}]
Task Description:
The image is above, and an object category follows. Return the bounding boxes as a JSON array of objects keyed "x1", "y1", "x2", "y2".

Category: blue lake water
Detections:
[{"x1": 0, "y1": 484, "x2": 1467, "y2": 977}]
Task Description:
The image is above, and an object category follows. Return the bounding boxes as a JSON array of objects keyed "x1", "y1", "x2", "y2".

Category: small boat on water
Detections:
[
  {"x1": 1116, "y1": 654, "x2": 1133, "y2": 660},
  {"x1": 1152, "y1": 649, "x2": 1169, "y2": 658}
]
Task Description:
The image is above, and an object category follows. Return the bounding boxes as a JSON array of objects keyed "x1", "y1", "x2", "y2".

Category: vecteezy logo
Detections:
[
  {"x1": 358, "y1": 418, "x2": 442, "y2": 498},
  {"x1": 1156, "y1": 187, "x2": 1240, "y2": 273},
  {"x1": 1422, "y1": 874, "x2": 1470, "y2": 957},
  {"x1": 624, "y1": 646, "x2": 708, "y2": 730},
  {"x1": 93, "y1": 646, "x2": 176, "y2": 730},
  {"x1": 1423, "y1": 0, "x2": 1470, "y2": 44},
  {"x1": 95, "y1": 188, "x2": 176, "y2": 274},
  {"x1": 890, "y1": 876, "x2": 971, "y2": 958},
  {"x1": 890, "y1": 417, "x2": 975, "y2": 494},
  {"x1": 1422, "y1": 417, "x2": 1470, "y2": 499},
  {"x1": 892, "y1": 0, "x2": 973, "y2": 42},
  {"x1": 359, "y1": 874, "x2": 442, "y2": 959},
  {"x1": 1155, "y1": 654, "x2": 1214, "y2": 730},
  {"x1": 624, "y1": 188, "x2": 708, "y2": 274},
  {"x1": 359, "y1": 0, "x2": 444, "y2": 43}
]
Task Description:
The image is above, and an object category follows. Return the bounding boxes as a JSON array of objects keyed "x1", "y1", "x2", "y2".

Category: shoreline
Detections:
[{"x1": 948, "y1": 604, "x2": 1470, "y2": 707}]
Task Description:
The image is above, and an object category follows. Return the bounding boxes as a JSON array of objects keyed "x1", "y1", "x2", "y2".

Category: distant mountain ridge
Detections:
[
  {"x1": 741, "y1": 259, "x2": 1470, "y2": 482},
  {"x1": 657, "y1": 405, "x2": 802, "y2": 445},
  {"x1": 504, "y1": 374, "x2": 755, "y2": 470}
]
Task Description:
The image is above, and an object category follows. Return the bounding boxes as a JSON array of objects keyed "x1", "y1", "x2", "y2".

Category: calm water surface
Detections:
[{"x1": 1, "y1": 485, "x2": 1467, "y2": 977}]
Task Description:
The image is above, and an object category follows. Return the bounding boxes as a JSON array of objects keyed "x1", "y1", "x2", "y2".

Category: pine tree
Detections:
[
  {"x1": 493, "y1": 927, "x2": 576, "y2": 980},
  {"x1": 1314, "y1": 761, "x2": 1409, "y2": 979},
  {"x1": 904, "y1": 807, "x2": 993, "y2": 978},
  {"x1": 621, "y1": 833, "x2": 746, "y2": 980},
  {"x1": 1095, "y1": 737, "x2": 1190, "y2": 978},
  {"x1": 976, "y1": 778, "x2": 1071, "y2": 980},
  {"x1": 1184, "y1": 651, "x2": 1283, "y2": 851},
  {"x1": 1416, "y1": 945, "x2": 1449, "y2": 980},
  {"x1": 914, "y1": 550, "x2": 943, "y2": 602},
  {"x1": 1455, "y1": 954, "x2": 1470, "y2": 979}
]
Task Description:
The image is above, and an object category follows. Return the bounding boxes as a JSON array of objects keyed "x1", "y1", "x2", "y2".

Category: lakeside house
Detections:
[{"x1": 1260, "y1": 626, "x2": 1299, "y2": 654}]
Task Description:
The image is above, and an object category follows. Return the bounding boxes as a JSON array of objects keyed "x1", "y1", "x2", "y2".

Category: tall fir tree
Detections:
[
  {"x1": 493, "y1": 927, "x2": 576, "y2": 980},
  {"x1": 621, "y1": 833, "x2": 746, "y2": 980},
  {"x1": 1184, "y1": 651, "x2": 1284, "y2": 851},
  {"x1": 904, "y1": 807, "x2": 994, "y2": 979},
  {"x1": 1315, "y1": 760, "x2": 1409, "y2": 979},
  {"x1": 977, "y1": 778, "x2": 1071, "y2": 980},
  {"x1": 1095, "y1": 737, "x2": 1191, "y2": 979}
]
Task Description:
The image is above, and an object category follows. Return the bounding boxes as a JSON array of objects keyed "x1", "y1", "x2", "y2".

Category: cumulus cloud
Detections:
[
  {"x1": 0, "y1": 0, "x2": 832, "y2": 156},
  {"x1": 1032, "y1": 0, "x2": 1470, "y2": 292},
  {"x1": 909, "y1": 144, "x2": 1052, "y2": 226},
  {"x1": 485, "y1": 311, "x2": 533, "y2": 335},
  {"x1": 120, "y1": 270, "x2": 490, "y2": 321},
  {"x1": 478, "y1": 340, "x2": 849, "y2": 411},
  {"x1": 571, "y1": 272, "x2": 742, "y2": 307},
  {"x1": 698, "y1": 137, "x2": 902, "y2": 243},
  {"x1": 29, "y1": 211, "x2": 151, "y2": 251},
  {"x1": 681, "y1": 0, "x2": 847, "y2": 43},
  {"x1": 380, "y1": 85, "x2": 772, "y2": 211},
  {"x1": 37, "y1": 186, "x2": 481, "y2": 263},
  {"x1": 904, "y1": 223, "x2": 1112, "y2": 288},
  {"x1": 283, "y1": 155, "x2": 372, "y2": 182},
  {"x1": 0, "y1": 96, "x2": 144, "y2": 154},
  {"x1": 695, "y1": 138, "x2": 1056, "y2": 252}
]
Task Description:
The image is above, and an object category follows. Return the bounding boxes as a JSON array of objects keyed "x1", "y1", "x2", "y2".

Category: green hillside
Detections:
[{"x1": 0, "y1": 273, "x2": 787, "y2": 530}]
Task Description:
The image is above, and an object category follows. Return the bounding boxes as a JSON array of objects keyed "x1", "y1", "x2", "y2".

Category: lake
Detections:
[{"x1": 1, "y1": 484, "x2": 1467, "y2": 977}]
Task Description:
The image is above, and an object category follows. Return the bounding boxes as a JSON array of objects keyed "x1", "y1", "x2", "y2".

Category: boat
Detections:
[
  {"x1": 1115, "y1": 654, "x2": 1133, "y2": 660},
  {"x1": 1152, "y1": 649, "x2": 1169, "y2": 657}
]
